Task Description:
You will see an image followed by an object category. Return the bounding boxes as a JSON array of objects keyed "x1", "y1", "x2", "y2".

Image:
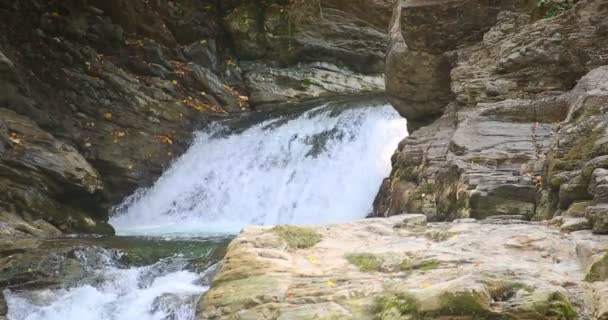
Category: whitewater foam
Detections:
[{"x1": 110, "y1": 103, "x2": 407, "y2": 235}]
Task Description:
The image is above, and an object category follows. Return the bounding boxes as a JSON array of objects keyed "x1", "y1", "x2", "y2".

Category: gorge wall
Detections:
[
  {"x1": 0, "y1": 0, "x2": 391, "y2": 236},
  {"x1": 374, "y1": 0, "x2": 608, "y2": 234}
]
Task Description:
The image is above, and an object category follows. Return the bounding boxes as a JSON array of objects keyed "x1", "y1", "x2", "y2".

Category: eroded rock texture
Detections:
[
  {"x1": 0, "y1": 0, "x2": 391, "y2": 236},
  {"x1": 198, "y1": 215, "x2": 608, "y2": 319},
  {"x1": 375, "y1": 0, "x2": 608, "y2": 232}
]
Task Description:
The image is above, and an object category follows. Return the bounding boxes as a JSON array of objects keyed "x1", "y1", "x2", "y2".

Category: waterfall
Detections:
[
  {"x1": 4, "y1": 100, "x2": 407, "y2": 320},
  {"x1": 110, "y1": 102, "x2": 407, "y2": 235}
]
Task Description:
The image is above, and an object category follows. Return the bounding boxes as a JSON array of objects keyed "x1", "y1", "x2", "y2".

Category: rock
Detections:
[
  {"x1": 559, "y1": 217, "x2": 591, "y2": 233},
  {"x1": 152, "y1": 293, "x2": 198, "y2": 320},
  {"x1": 223, "y1": 0, "x2": 391, "y2": 74},
  {"x1": 197, "y1": 215, "x2": 592, "y2": 319},
  {"x1": 242, "y1": 62, "x2": 384, "y2": 107},
  {"x1": 587, "y1": 204, "x2": 608, "y2": 234},
  {"x1": 378, "y1": 0, "x2": 608, "y2": 222},
  {"x1": 191, "y1": 65, "x2": 242, "y2": 112},
  {"x1": 0, "y1": 108, "x2": 112, "y2": 235},
  {"x1": 184, "y1": 40, "x2": 219, "y2": 72}
]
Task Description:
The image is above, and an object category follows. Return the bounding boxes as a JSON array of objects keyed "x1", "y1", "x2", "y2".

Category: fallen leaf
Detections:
[
  {"x1": 9, "y1": 133, "x2": 22, "y2": 145},
  {"x1": 158, "y1": 136, "x2": 173, "y2": 145}
]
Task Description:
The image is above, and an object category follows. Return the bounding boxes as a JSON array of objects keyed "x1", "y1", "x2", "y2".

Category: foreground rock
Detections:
[
  {"x1": 197, "y1": 215, "x2": 608, "y2": 319},
  {"x1": 376, "y1": 0, "x2": 608, "y2": 228}
]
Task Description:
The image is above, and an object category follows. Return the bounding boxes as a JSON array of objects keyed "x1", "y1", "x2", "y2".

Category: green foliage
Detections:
[
  {"x1": 537, "y1": 0, "x2": 573, "y2": 18},
  {"x1": 438, "y1": 292, "x2": 491, "y2": 317},
  {"x1": 273, "y1": 225, "x2": 322, "y2": 249},
  {"x1": 346, "y1": 253, "x2": 381, "y2": 272},
  {"x1": 374, "y1": 292, "x2": 419, "y2": 319},
  {"x1": 399, "y1": 258, "x2": 441, "y2": 272},
  {"x1": 540, "y1": 292, "x2": 577, "y2": 319}
]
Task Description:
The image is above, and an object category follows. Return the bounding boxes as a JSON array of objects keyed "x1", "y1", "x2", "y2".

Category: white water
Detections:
[
  {"x1": 5, "y1": 250, "x2": 214, "y2": 320},
  {"x1": 111, "y1": 103, "x2": 407, "y2": 235},
  {"x1": 5, "y1": 102, "x2": 407, "y2": 320}
]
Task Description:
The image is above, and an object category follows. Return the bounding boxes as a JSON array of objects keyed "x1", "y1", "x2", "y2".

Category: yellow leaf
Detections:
[
  {"x1": 308, "y1": 256, "x2": 318, "y2": 264},
  {"x1": 326, "y1": 280, "x2": 336, "y2": 287},
  {"x1": 103, "y1": 112, "x2": 112, "y2": 120}
]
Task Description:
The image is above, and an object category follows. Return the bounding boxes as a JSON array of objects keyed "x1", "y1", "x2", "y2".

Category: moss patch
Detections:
[
  {"x1": 346, "y1": 253, "x2": 381, "y2": 272},
  {"x1": 536, "y1": 292, "x2": 577, "y2": 319},
  {"x1": 424, "y1": 231, "x2": 454, "y2": 241},
  {"x1": 272, "y1": 225, "x2": 321, "y2": 249},
  {"x1": 585, "y1": 253, "x2": 608, "y2": 282},
  {"x1": 374, "y1": 292, "x2": 419, "y2": 319},
  {"x1": 437, "y1": 291, "x2": 492, "y2": 317},
  {"x1": 400, "y1": 259, "x2": 441, "y2": 272}
]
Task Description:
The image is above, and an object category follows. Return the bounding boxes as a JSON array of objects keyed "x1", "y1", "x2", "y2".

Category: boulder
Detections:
[{"x1": 197, "y1": 215, "x2": 588, "y2": 319}]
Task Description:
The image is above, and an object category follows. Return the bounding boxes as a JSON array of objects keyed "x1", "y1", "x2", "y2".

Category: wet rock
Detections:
[
  {"x1": 198, "y1": 215, "x2": 595, "y2": 319},
  {"x1": 191, "y1": 65, "x2": 242, "y2": 113},
  {"x1": 152, "y1": 293, "x2": 198, "y2": 320},
  {"x1": 243, "y1": 62, "x2": 384, "y2": 107},
  {"x1": 0, "y1": 108, "x2": 112, "y2": 234}
]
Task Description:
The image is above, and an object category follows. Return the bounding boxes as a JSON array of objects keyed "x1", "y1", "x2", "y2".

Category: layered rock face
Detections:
[
  {"x1": 0, "y1": 0, "x2": 390, "y2": 236},
  {"x1": 375, "y1": 0, "x2": 608, "y2": 233},
  {"x1": 198, "y1": 215, "x2": 608, "y2": 319}
]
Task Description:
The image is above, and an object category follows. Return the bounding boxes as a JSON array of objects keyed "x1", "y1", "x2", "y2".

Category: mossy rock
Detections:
[
  {"x1": 272, "y1": 225, "x2": 321, "y2": 249},
  {"x1": 374, "y1": 292, "x2": 419, "y2": 320},
  {"x1": 399, "y1": 259, "x2": 441, "y2": 272},
  {"x1": 585, "y1": 252, "x2": 608, "y2": 282},
  {"x1": 532, "y1": 292, "x2": 577, "y2": 319},
  {"x1": 436, "y1": 291, "x2": 493, "y2": 317},
  {"x1": 346, "y1": 253, "x2": 381, "y2": 272}
]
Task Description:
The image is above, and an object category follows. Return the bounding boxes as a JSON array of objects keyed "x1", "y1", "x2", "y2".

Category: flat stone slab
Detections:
[{"x1": 197, "y1": 214, "x2": 608, "y2": 319}]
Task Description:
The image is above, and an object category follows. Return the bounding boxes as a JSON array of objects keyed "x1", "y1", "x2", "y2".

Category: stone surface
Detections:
[
  {"x1": 377, "y1": 0, "x2": 608, "y2": 224},
  {"x1": 0, "y1": 0, "x2": 392, "y2": 236},
  {"x1": 243, "y1": 62, "x2": 384, "y2": 107},
  {"x1": 197, "y1": 215, "x2": 604, "y2": 319}
]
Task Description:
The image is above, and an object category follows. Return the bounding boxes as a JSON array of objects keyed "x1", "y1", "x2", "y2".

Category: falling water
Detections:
[
  {"x1": 110, "y1": 102, "x2": 407, "y2": 235},
  {"x1": 4, "y1": 100, "x2": 407, "y2": 320}
]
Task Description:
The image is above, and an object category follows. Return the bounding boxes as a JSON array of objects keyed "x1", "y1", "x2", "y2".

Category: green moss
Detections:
[
  {"x1": 424, "y1": 231, "x2": 454, "y2": 242},
  {"x1": 346, "y1": 253, "x2": 381, "y2": 272},
  {"x1": 585, "y1": 253, "x2": 608, "y2": 282},
  {"x1": 537, "y1": 292, "x2": 577, "y2": 319},
  {"x1": 272, "y1": 225, "x2": 321, "y2": 249},
  {"x1": 374, "y1": 292, "x2": 419, "y2": 320},
  {"x1": 301, "y1": 79, "x2": 319, "y2": 87},
  {"x1": 437, "y1": 291, "x2": 491, "y2": 317},
  {"x1": 537, "y1": 0, "x2": 573, "y2": 18},
  {"x1": 415, "y1": 183, "x2": 435, "y2": 199},
  {"x1": 400, "y1": 259, "x2": 441, "y2": 272},
  {"x1": 563, "y1": 130, "x2": 601, "y2": 161}
]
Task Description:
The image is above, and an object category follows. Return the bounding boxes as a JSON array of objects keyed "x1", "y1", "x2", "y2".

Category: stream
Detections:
[{"x1": 4, "y1": 99, "x2": 407, "y2": 320}]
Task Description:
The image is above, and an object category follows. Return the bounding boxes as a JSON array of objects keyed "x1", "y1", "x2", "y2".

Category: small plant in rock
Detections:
[
  {"x1": 374, "y1": 292, "x2": 419, "y2": 318},
  {"x1": 272, "y1": 225, "x2": 321, "y2": 249},
  {"x1": 536, "y1": 0, "x2": 574, "y2": 18},
  {"x1": 346, "y1": 253, "x2": 381, "y2": 272}
]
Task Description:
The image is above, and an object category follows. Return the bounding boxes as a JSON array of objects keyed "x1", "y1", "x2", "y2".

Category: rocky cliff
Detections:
[
  {"x1": 373, "y1": 0, "x2": 608, "y2": 235},
  {"x1": 0, "y1": 0, "x2": 390, "y2": 236}
]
